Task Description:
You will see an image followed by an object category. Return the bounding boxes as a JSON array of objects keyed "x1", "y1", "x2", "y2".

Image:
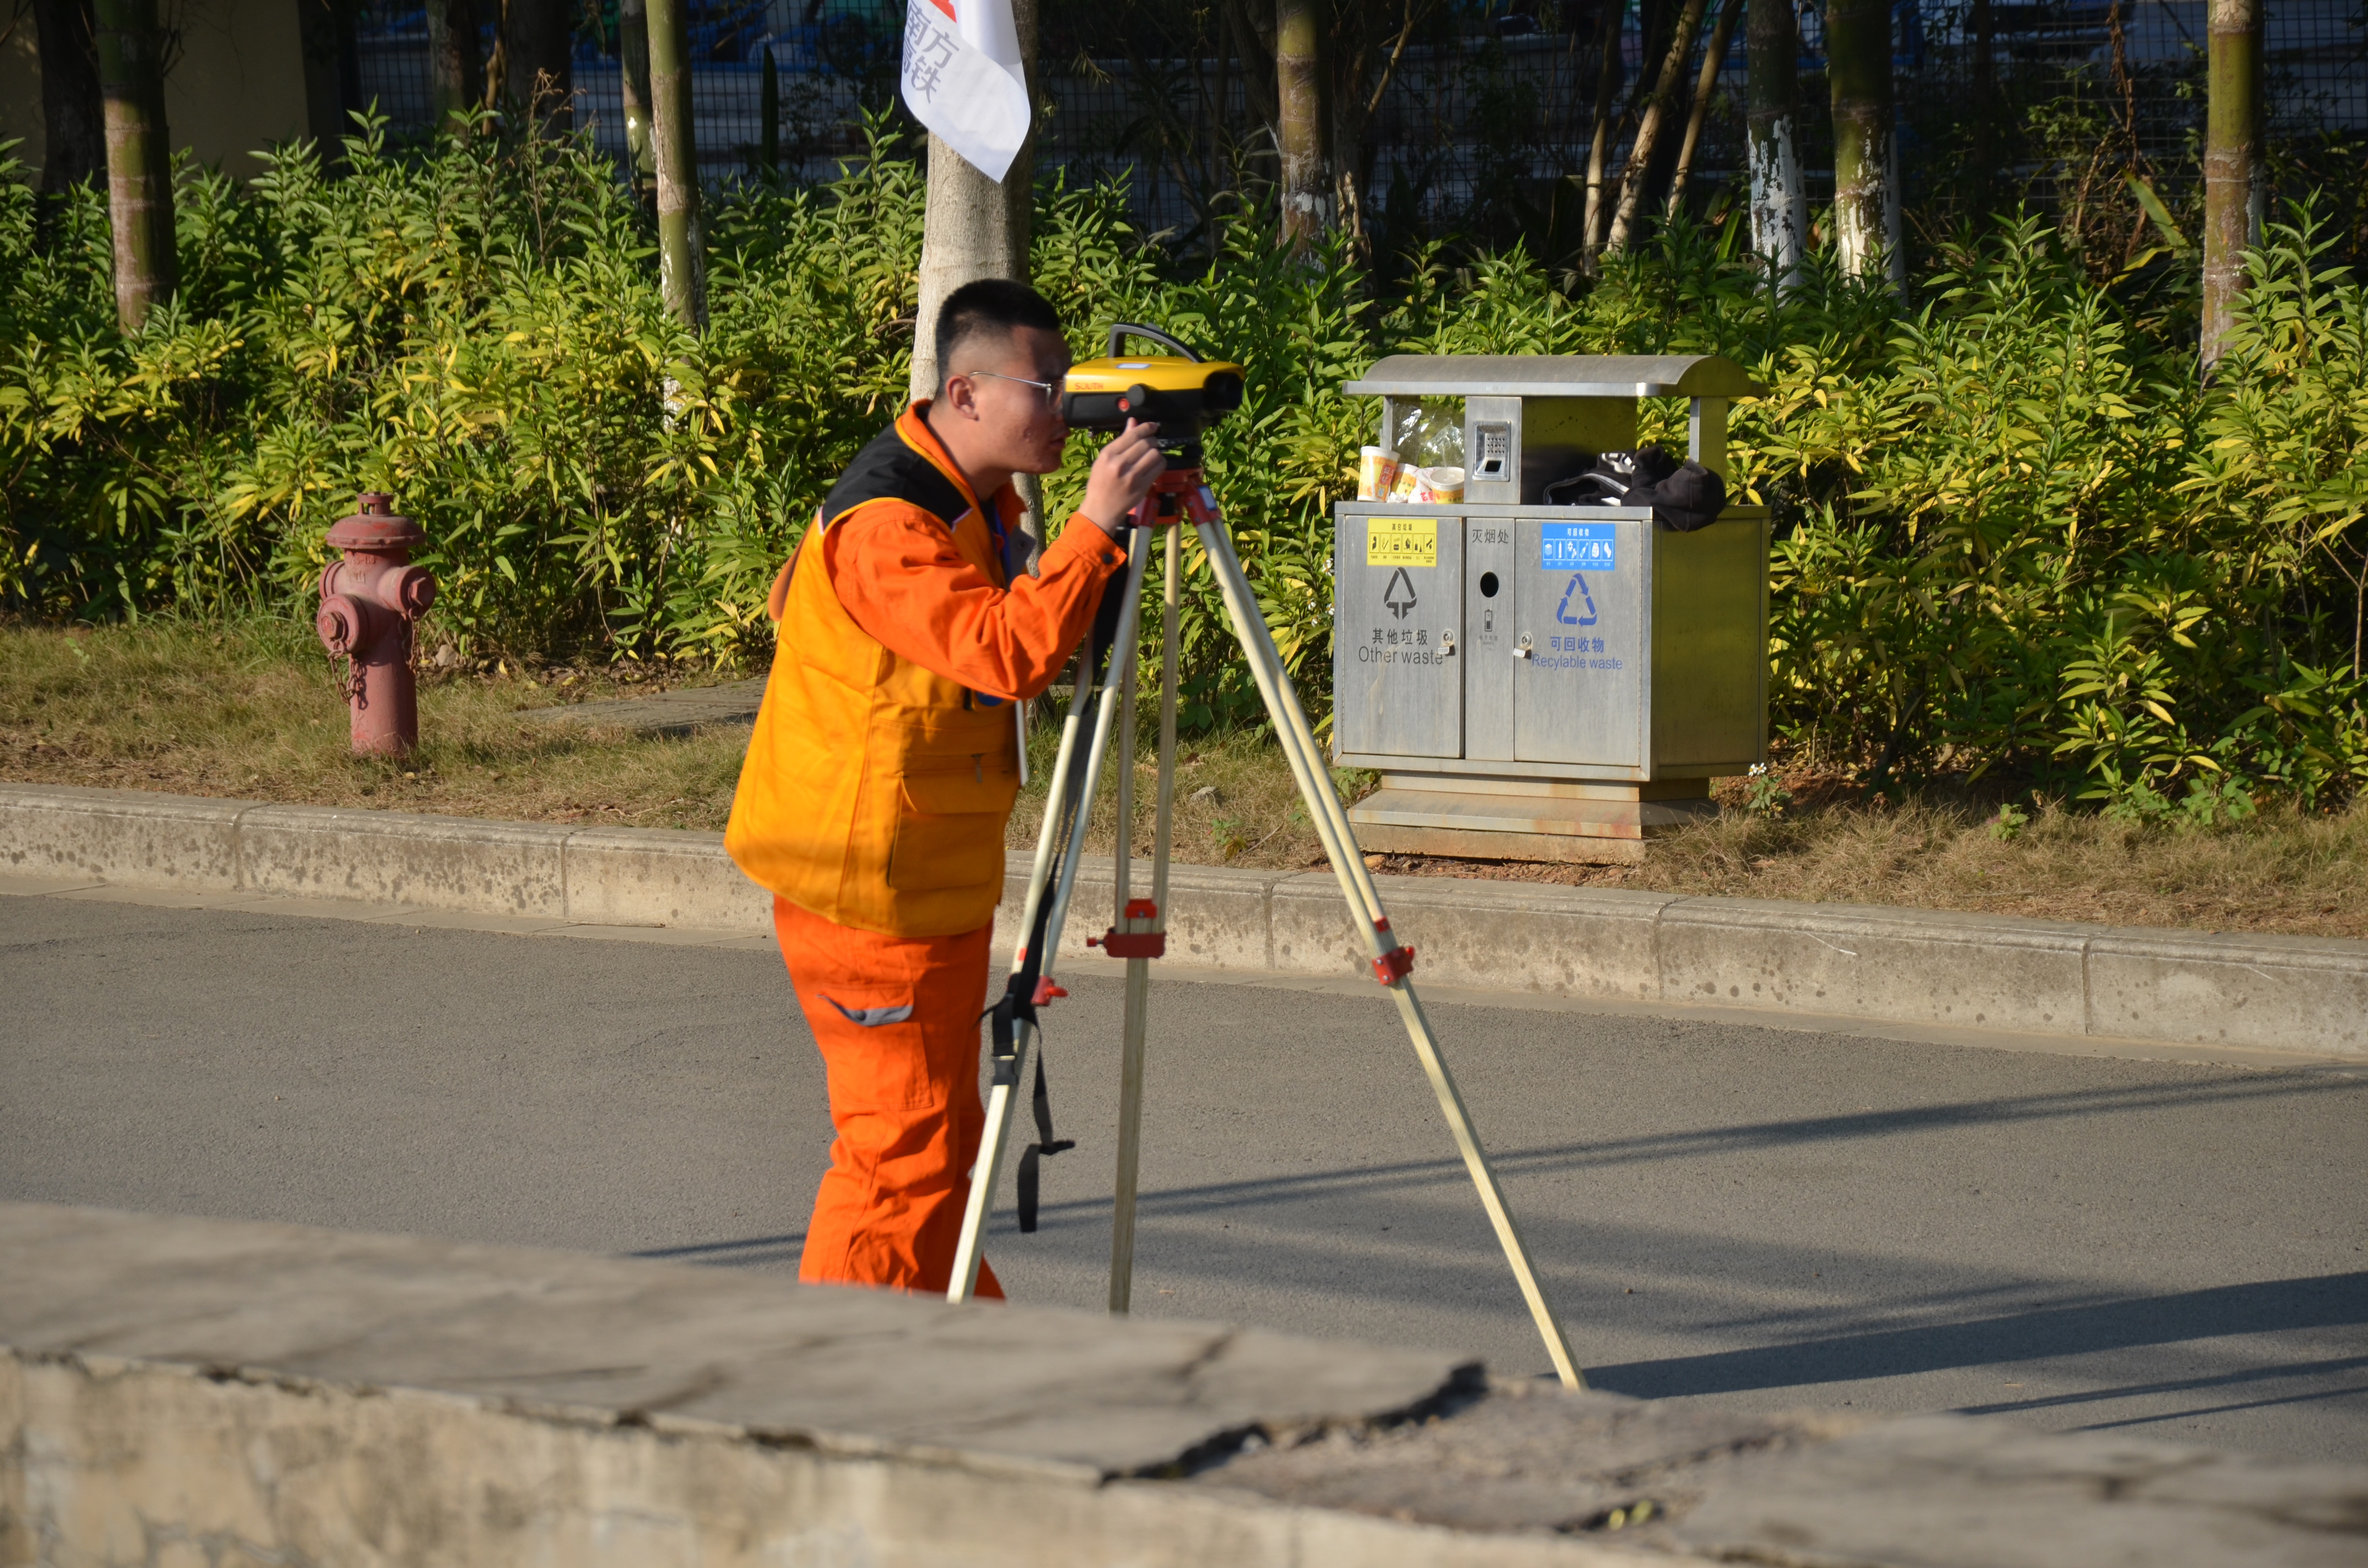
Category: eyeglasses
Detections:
[{"x1": 962, "y1": 369, "x2": 1063, "y2": 408}]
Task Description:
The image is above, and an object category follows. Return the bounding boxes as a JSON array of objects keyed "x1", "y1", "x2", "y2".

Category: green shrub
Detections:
[{"x1": 2, "y1": 118, "x2": 2363, "y2": 808}]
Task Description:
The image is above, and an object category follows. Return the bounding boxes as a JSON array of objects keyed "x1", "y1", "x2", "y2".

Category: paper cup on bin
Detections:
[
  {"x1": 1358, "y1": 446, "x2": 1400, "y2": 502},
  {"x1": 1425, "y1": 466, "x2": 1466, "y2": 503},
  {"x1": 1389, "y1": 461, "x2": 1422, "y2": 502}
]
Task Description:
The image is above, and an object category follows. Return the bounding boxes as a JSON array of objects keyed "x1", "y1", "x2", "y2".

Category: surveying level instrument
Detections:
[
  {"x1": 1059, "y1": 322, "x2": 1246, "y2": 433},
  {"x1": 947, "y1": 328, "x2": 1586, "y2": 1391}
]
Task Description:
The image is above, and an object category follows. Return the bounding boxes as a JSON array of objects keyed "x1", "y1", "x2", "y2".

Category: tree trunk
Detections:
[
  {"x1": 646, "y1": 0, "x2": 702, "y2": 328},
  {"x1": 34, "y1": 0, "x2": 105, "y2": 199},
  {"x1": 1746, "y1": 0, "x2": 1807, "y2": 286},
  {"x1": 909, "y1": 135, "x2": 1035, "y2": 390},
  {"x1": 908, "y1": 0, "x2": 1041, "y2": 553},
  {"x1": 92, "y1": 0, "x2": 174, "y2": 331},
  {"x1": 619, "y1": 0, "x2": 654, "y2": 190},
  {"x1": 1580, "y1": 0, "x2": 1624, "y2": 264},
  {"x1": 2200, "y1": 0, "x2": 2260, "y2": 373},
  {"x1": 909, "y1": 0, "x2": 1038, "y2": 398},
  {"x1": 1665, "y1": 0, "x2": 1742, "y2": 218},
  {"x1": 423, "y1": 0, "x2": 482, "y2": 131},
  {"x1": 1825, "y1": 0, "x2": 1895, "y2": 280},
  {"x1": 498, "y1": 0, "x2": 573, "y2": 130},
  {"x1": 1604, "y1": 0, "x2": 1710, "y2": 254},
  {"x1": 1275, "y1": 0, "x2": 1331, "y2": 250}
]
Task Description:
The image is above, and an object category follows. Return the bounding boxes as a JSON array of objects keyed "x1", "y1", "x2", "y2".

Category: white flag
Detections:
[{"x1": 900, "y1": 0, "x2": 1033, "y2": 184}]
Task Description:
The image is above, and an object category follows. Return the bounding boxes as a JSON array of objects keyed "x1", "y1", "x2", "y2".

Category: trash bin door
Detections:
[
  {"x1": 1463, "y1": 519, "x2": 1517, "y2": 761},
  {"x1": 1333, "y1": 511, "x2": 1464, "y2": 758},
  {"x1": 1513, "y1": 514, "x2": 1645, "y2": 766}
]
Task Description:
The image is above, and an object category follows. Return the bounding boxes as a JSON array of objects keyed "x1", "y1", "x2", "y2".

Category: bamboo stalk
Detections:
[
  {"x1": 646, "y1": 0, "x2": 703, "y2": 328},
  {"x1": 1825, "y1": 0, "x2": 1894, "y2": 280},
  {"x1": 2201, "y1": 0, "x2": 2261, "y2": 374},
  {"x1": 1581, "y1": 0, "x2": 1625, "y2": 265},
  {"x1": 1745, "y1": 0, "x2": 1807, "y2": 288},
  {"x1": 92, "y1": 0, "x2": 174, "y2": 331},
  {"x1": 620, "y1": 0, "x2": 655, "y2": 191},
  {"x1": 1603, "y1": 0, "x2": 1710, "y2": 254},
  {"x1": 1665, "y1": 0, "x2": 1743, "y2": 219},
  {"x1": 1276, "y1": 0, "x2": 1330, "y2": 249}
]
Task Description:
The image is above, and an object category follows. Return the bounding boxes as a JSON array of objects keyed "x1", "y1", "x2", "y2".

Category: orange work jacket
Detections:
[{"x1": 726, "y1": 404, "x2": 1123, "y2": 936}]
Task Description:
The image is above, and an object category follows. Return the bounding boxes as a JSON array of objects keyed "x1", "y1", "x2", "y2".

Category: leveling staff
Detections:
[{"x1": 727, "y1": 280, "x2": 1166, "y2": 1298}]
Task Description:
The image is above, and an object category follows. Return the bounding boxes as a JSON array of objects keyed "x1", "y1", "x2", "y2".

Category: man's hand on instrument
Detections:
[{"x1": 1080, "y1": 419, "x2": 1167, "y2": 538}]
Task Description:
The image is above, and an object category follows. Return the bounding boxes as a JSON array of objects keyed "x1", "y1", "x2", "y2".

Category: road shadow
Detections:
[
  {"x1": 1018, "y1": 1066, "x2": 2357, "y2": 1221},
  {"x1": 1584, "y1": 1272, "x2": 2368, "y2": 1399}
]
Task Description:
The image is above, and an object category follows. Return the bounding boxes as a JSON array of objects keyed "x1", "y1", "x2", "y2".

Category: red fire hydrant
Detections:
[{"x1": 316, "y1": 492, "x2": 436, "y2": 757}]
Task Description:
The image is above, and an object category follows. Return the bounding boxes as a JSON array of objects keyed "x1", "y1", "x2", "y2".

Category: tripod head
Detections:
[{"x1": 1062, "y1": 324, "x2": 1244, "y2": 464}]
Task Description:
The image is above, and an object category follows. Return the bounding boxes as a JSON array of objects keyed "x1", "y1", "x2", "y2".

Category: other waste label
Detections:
[
  {"x1": 1367, "y1": 516, "x2": 1439, "y2": 568},
  {"x1": 1540, "y1": 522, "x2": 1616, "y2": 571}
]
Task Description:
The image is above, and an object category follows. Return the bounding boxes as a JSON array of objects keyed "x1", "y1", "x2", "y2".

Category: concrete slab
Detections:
[
  {"x1": 1656, "y1": 896, "x2": 2093, "y2": 1034},
  {"x1": 564, "y1": 825, "x2": 770, "y2": 931},
  {"x1": 0, "y1": 1202, "x2": 1470, "y2": 1480},
  {"x1": 4, "y1": 1202, "x2": 2361, "y2": 1566},
  {"x1": 1672, "y1": 1414, "x2": 2368, "y2": 1567},
  {"x1": 236, "y1": 803, "x2": 573, "y2": 917},
  {"x1": 1369, "y1": 878, "x2": 1677, "y2": 1001},
  {"x1": 1269, "y1": 871, "x2": 1377, "y2": 975},
  {"x1": 2084, "y1": 926, "x2": 2368, "y2": 1057},
  {"x1": 0, "y1": 783, "x2": 248, "y2": 891}
]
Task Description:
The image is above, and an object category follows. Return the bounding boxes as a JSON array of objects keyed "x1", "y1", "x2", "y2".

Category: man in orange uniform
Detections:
[{"x1": 727, "y1": 280, "x2": 1165, "y2": 1297}]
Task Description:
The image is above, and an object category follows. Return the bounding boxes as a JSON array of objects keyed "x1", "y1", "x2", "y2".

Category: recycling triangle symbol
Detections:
[
  {"x1": 1382, "y1": 566, "x2": 1418, "y2": 620},
  {"x1": 1555, "y1": 572, "x2": 1599, "y2": 627}
]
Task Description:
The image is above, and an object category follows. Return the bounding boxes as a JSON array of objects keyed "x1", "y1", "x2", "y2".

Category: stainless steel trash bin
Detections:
[{"x1": 1332, "y1": 355, "x2": 1770, "y2": 863}]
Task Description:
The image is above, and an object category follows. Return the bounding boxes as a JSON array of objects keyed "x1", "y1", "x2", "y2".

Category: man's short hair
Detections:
[{"x1": 934, "y1": 279, "x2": 1063, "y2": 396}]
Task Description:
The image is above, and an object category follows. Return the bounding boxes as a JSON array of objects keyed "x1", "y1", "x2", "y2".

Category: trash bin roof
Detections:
[{"x1": 1342, "y1": 354, "x2": 1764, "y2": 399}]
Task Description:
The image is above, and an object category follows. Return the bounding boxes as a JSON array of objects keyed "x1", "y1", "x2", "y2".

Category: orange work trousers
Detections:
[{"x1": 775, "y1": 895, "x2": 1005, "y2": 1298}]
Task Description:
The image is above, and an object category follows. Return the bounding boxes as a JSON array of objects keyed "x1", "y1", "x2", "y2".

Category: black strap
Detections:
[{"x1": 1015, "y1": 1053, "x2": 1074, "y2": 1233}]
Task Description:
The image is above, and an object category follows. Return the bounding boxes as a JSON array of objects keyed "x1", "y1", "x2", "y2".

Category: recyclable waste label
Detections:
[
  {"x1": 1367, "y1": 516, "x2": 1439, "y2": 568},
  {"x1": 1540, "y1": 522, "x2": 1616, "y2": 572}
]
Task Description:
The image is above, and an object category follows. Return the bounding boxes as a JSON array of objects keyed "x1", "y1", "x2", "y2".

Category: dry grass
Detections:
[
  {"x1": 4, "y1": 620, "x2": 2362, "y2": 940},
  {"x1": 0, "y1": 619, "x2": 750, "y2": 831},
  {"x1": 1367, "y1": 786, "x2": 2368, "y2": 942}
]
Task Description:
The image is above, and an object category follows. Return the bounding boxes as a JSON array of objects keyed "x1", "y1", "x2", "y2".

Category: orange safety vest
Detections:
[{"x1": 726, "y1": 409, "x2": 1033, "y2": 937}]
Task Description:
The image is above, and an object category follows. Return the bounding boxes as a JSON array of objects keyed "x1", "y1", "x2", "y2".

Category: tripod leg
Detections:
[
  {"x1": 1190, "y1": 509, "x2": 1588, "y2": 1390},
  {"x1": 950, "y1": 531, "x2": 1154, "y2": 1304},
  {"x1": 1109, "y1": 529, "x2": 1182, "y2": 1314}
]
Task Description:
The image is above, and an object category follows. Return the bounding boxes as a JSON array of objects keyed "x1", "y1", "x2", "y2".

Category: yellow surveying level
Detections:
[
  {"x1": 1061, "y1": 323, "x2": 1246, "y2": 436},
  {"x1": 951, "y1": 326, "x2": 1588, "y2": 1392}
]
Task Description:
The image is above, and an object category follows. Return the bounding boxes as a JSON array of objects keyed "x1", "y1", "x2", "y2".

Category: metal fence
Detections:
[{"x1": 354, "y1": 0, "x2": 2367, "y2": 242}]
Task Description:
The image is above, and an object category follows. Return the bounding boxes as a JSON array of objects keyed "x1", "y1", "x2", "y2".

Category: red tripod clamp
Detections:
[
  {"x1": 1089, "y1": 897, "x2": 1167, "y2": 960},
  {"x1": 1127, "y1": 466, "x2": 1209, "y2": 531},
  {"x1": 1370, "y1": 917, "x2": 1416, "y2": 985}
]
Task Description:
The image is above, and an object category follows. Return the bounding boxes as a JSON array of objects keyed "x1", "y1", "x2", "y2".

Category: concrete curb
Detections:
[{"x1": 4, "y1": 782, "x2": 2361, "y2": 1059}]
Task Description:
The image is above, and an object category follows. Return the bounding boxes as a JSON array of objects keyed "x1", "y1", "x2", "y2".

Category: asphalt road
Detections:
[{"x1": 4, "y1": 892, "x2": 2363, "y2": 1465}]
